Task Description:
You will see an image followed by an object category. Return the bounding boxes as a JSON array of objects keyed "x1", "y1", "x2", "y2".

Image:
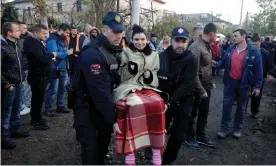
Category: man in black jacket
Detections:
[
  {"x1": 1, "y1": 22, "x2": 30, "y2": 150},
  {"x1": 73, "y1": 11, "x2": 124, "y2": 164},
  {"x1": 23, "y1": 24, "x2": 55, "y2": 130},
  {"x1": 158, "y1": 27, "x2": 198, "y2": 164},
  {"x1": 250, "y1": 36, "x2": 274, "y2": 118}
]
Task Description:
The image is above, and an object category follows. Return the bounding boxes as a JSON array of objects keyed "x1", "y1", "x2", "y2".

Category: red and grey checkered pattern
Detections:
[{"x1": 116, "y1": 89, "x2": 166, "y2": 155}]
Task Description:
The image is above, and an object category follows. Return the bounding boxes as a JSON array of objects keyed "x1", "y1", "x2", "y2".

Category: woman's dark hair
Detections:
[
  {"x1": 224, "y1": 39, "x2": 231, "y2": 51},
  {"x1": 131, "y1": 24, "x2": 146, "y2": 39},
  {"x1": 58, "y1": 23, "x2": 70, "y2": 31},
  {"x1": 90, "y1": 28, "x2": 99, "y2": 35}
]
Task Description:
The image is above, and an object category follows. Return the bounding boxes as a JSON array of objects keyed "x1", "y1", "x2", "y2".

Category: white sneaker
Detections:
[{"x1": 20, "y1": 107, "x2": 30, "y2": 116}]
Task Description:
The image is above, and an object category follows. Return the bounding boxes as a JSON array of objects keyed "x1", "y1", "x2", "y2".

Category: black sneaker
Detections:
[
  {"x1": 30, "y1": 118, "x2": 47, "y2": 125},
  {"x1": 162, "y1": 160, "x2": 173, "y2": 165},
  {"x1": 185, "y1": 139, "x2": 200, "y2": 150},
  {"x1": 251, "y1": 112, "x2": 260, "y2": 119},
  {"x1": 32, "y1": 120, "x2": 50, "y2": 130},
  {"x1": 1, "y1": 139, "x2": 16, "y2": 149},
  {"x1": 56, "y1": 106, "x2": 70, "y2": 113},
  {"x1": 44, "y1": 112, "x2": 56, "y2": 117},
  {"x1": 144, "y1": 147, "x2": 152, "y2": 160},
  {"x1": 10, "y1": 131, "x2": 30, "y2": 138},
  {"x1": 197, "y1": 136, "x2": 216, "y2": 147}
]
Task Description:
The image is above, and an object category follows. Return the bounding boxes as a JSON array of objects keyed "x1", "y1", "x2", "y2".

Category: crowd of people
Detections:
[{"x1": 1, "y1": 10, "x2": 276, "y2": 165}]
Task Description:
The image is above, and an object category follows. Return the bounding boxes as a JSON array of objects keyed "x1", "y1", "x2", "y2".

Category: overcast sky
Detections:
[{"x1": 163, "y1": 0, "x2": 260, "y2": 24}]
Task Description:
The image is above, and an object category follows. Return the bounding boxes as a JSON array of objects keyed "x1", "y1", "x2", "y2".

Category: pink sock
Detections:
[
  {"x1": 125, "y1": 153, "x2": 135, "y2": 165},
  {"x1": 152, "y1": 148, "x2": 162, "y2": 165}
]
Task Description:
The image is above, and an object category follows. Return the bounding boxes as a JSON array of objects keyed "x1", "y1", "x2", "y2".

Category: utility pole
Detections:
[
  {"x1": 239, "y1": 0, "x2": 244, "y2": 27},
  {"x1": 245, "y1": 11, "x2": 249, "y2": 31},
  {"x1": 211, "y1": 11, "x2": 214, "y2": 22},
  {"x1": 151, "y1": 1, "x2": 154, "y2": 29},
  {"x1": 131, "y1": 0, "x2": 140, "y2": 26},
  {"x1": 117, "y1": 0, "x2": 120, "y2": 12}
]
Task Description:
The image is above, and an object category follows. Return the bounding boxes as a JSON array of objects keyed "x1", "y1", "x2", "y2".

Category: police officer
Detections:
[
  {"x1": 73, "y1": 11, "x2": 125, "y2": 165},
  {"x1": 158, "y1": 27, "x2": 199, "y2": 164}
]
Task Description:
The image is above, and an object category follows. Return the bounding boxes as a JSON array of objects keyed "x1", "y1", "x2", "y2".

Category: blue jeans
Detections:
[
  {"x1": 220, "y1": 79, "x2": 250, "y2": 132},
  {"x1": 45, "y1": 70, "x2": 68, "y2": 113},
  {"x1": 21, "y1": 70, "x2": 32, "y2": 109},
  {"x1": 1, "y1": 85, "x2": 22, "y2": 139}
]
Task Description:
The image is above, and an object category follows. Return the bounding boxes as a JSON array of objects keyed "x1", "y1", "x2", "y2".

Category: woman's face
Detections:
[
  {"x1": 91, "y1": 30, "x2": 98, "y2": 37},
  {"x1": 133, "y1": 33, "x2": 147, "y2": 50}
]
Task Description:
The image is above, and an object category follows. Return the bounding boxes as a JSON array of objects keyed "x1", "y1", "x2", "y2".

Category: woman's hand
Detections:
[
  {"x1": 144, "y1": 70, "x2": 151, "y2": 79},
  {"x1": 164, "y1": 104, "x2": 168, "y2": 113},
  {"x1": 113, "y1": 123, "x2": 122, "y2": 134},
  {"x1": 128, "y1": 61, "x2": 138, "y2": 75}
]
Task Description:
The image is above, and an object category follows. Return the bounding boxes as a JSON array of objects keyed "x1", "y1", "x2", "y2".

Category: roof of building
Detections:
[
  {"x1": 180, "y1": 13, "x2": 233, "y2": 25},
  {"x1": 152, "y1": 0, "x2": 166, "y2": 4},
  {"x1": 10, "y1": 0, "x2": 26, "y2": 3}
]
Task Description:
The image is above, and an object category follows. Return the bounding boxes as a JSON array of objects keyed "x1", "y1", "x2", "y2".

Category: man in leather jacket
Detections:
[{"x1": 1, "y1": 22, "x2": 30, "y2": 150}]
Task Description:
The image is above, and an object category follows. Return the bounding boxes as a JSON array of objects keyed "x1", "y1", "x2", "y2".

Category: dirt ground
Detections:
[{"x1": 1, "y1": 77, "x2": 276, "y2": 165}]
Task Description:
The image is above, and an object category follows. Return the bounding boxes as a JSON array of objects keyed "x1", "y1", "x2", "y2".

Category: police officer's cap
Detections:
[
  {"x1": 171, "y1": 27, "x2": 189, "y2": 40},
  {"x1": 103, "y1": 11, "x2": 126, "y2": 32}
]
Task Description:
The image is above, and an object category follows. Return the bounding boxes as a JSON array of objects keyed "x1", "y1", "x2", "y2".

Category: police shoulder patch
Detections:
[{"x1": 90, "y1": 64, "x2": 102, "y2": 75}]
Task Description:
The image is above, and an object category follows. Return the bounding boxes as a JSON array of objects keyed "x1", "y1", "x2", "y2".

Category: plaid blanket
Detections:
[{"x1": 115, "y1": 89, "x2": 166, "y2": 155}]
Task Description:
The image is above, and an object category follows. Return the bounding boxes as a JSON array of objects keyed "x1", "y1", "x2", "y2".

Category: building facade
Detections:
[{"x1": 179, "y1": 13, "x2": 233, "y2": 30}]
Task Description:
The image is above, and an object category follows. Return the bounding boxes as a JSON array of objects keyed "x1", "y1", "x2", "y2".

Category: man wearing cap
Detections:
[
  {"x1": 73, "y1": 11, "x2": 125, "y2": 164},
  {"x1": 158, "y1": 27, "x2": 198, "y2": 164},
  {"x1": 185, "y1": 23, "x2": 217, "y2": 149}
]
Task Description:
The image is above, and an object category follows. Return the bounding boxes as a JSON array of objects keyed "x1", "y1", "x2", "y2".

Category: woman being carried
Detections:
[{"x1": 113, "y1": 24, "x2": 167, "y2": 165}]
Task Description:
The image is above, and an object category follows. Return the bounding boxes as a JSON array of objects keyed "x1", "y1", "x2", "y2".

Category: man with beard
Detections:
[
  {"x1": 73, "y1": 11, "x2": 125, "y2": 164},
  {"x1": 66, "y1": 26, "x2": 80, "y2": 79},
  {"x1": 214, "y1": 29, "x2": 263, "y2": 139},
  {"x1": 44, "y1": 23, "x2": 73, "y2": 117},
  {"x1": 158, "y1": 27, "x2": 199, "y2": 164},
  {"x1": 185, "y1": 23, "x2": 217, "y2": 149}
]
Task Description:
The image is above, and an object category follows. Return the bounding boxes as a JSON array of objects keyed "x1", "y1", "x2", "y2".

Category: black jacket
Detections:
[
  {"x1": 18, "y1": 33, "x2": 31, "y2": 71},
  {"x1": 1, "y1": 37, "x2": 25, "y2": 89},
  {"x1": 158, "y1": 46, "x2": 198, "y2": 103},
  {"x1": 261, "y1": 48, "x2": 274, "y2": 77},
  {"x1": 23, "y1": 36, "x2": 54, "y2": 82},
  {"x1": 74, "y1": 34, "x2": 122, "y2": 125}
]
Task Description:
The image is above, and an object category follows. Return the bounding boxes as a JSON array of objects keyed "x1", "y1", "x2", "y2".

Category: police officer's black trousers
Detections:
[
  {"x1": 250, "y1": 81, "x2": 264, "y2": 114},
  {"x1": 162, "y1": 98, "x2": 194, "y2": 164},
  {"x1": 187, "y1": 87, "x2": 211, "y2": 140},
  {"x1": 29, "y1": 77, "x2": 48, "y2": 123},
  {"x1": 74, "y1": 100, "x2": 113, "y2": 165}
]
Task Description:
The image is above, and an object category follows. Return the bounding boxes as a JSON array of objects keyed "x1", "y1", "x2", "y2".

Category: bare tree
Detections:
[{"x1": 27, "y1": 0, "x2": 48, "y2": 27}]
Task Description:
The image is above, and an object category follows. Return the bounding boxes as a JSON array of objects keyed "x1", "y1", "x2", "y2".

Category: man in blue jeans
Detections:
[
  {"x1": 18, "y1": 22, "x2": 32, "y2": 116},
  {"x1": 214, "y1": 29, "x2": 263, "y2": 139},
  {"x1": 1, "y1": 22, "x2": 30, "y2": 149},
  {"x1": 45, "y1": 23, "x2": 73, "y2": 117}
]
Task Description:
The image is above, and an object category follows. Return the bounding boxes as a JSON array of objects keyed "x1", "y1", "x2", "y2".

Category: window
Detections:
[
  {"x1": 76, "y1": 0, "x2": 82, "y2": 12},
  {"x1": 57, "y1": 2, "x2": 62, "y2": 12}
]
